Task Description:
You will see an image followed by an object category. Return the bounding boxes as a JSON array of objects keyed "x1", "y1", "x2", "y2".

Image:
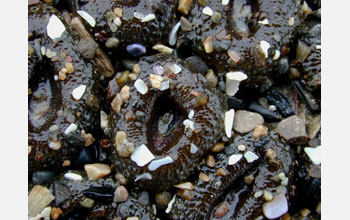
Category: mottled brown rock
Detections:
[
  {"x1": 233, "y1": 110, "x2": 264, "y2": 134},
  {"x1": 276, "y1": 115, "x2": 308, "y2": 145}
]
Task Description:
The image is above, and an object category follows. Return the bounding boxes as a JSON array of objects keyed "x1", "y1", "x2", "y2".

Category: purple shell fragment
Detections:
[{"x1": 126, "y1": 43, "x2": 146, "y2": 57}]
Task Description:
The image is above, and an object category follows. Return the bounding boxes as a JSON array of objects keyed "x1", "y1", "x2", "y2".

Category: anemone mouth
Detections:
[
  {"x1": 146, "y1": 92, "x2": 186, "y2": 154},
  {"x1": 28, "y1": 59, "x2": 60, "y2": 130}
]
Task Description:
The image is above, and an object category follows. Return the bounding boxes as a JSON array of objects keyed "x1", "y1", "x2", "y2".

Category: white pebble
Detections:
[
  {"x1": 225, "y1": 71, "x2": 248, "y2": 96},
  {"x1": 41, "y1": 46, "x2": 46, "y2": 56},
  {"x1": 304, "y1": 146, "x2": 321, "y2": 165},
  {"x1": 77, "y1": 10, "x2": 96, "y2": 27},
  {"x1": 64, "y1": 172, "x2": 83, "y2": 182},
  {"x1": 173, "y1": 64, "x2": 182, "y2": 74},
  {"x1": 152, "y1": 44, "x2": 173, "y2": 54},
  {"x1": 188, "y1": 110, "x2": 194, "y2": 119},
  {"x1": 263, "y1": 194, "x2": 288, "y2": 219},
  {"x1": 134, "y1": 79, "x2": 148, "y2": 95},
  {"x1": 72, "y1": 85, "x2": 87, "y2": 100},
  {"x1": 141, "y1": 14, "x2": 156, "y2": 22},
  {"x1": 268, "y1": 105, "x2": 277, "y2": 111},
  {"x1": 224, "y1": 109, "x2": 235, "y2": 138},
  {"x1": 131, "y1": 144, "x2": 155, "y2": 167},
  {"x1": 54, "y1": 75, "x2": 59, "y2": 81},
  {"x1": 46, "y1": 49, "x2": 56, "y2": 58},
  {"x1": 113, "y1": 16, "x2": 122, "y2": 26},
  {"x1": 169, "y1": 21, "x2": 181, "y2": 46},
  {"x1": 228, "y1": 154, "x2": 243, "y2": 165},
  {"x1": 190, "y1": 143, "x2": 198, "y2": 154},
  {"x1": 160, "y1": 80, "x2": 170, "y2": 91},
  {"x1": 148, "y1": 156, "x2": 174, "y2": 171},
  {"x1": 49, "y1": 141, "x2": 61, "y2": 150},
  {"x1": 315, "y1": 45, "x2": 321, "y2": 50},
  {"x1": 254, "y1": 190, "x2": 263, "y2": 198},
  {"x1": 47, "y1": 14, "x2": 66, "y2": 40},
  {"x1": 202, "y1": 6, "x2": 214, "y2": 16},
  {"x1": 133, "y1": 12, "x2": 145, "y2": 20},
  {"x1": 237, "y1": 144, "x2": 246, "y2": 151},
  {"x1": 259, "y1": 40, "x2": 271, "y2": 58},
  {"x1": 258, "y1": 18, "x2": 269, "y2": 25},
  {"x1": 273, "y1": 50, "x2": 280, "y2": 60},
  {"x1": 222, "y1": 0, "x2": 229, "y2": 5},
  {"x1": 165, "y1": 194, "x2": 177, "y2": 214},
  {"x1": 64, "y1": 123, "x2": 77, "y2": 135},
  {"x1": 244, "y1": 151, "x2": 259, "y2": 163},
  {"x1": 100, "y1": 111, "x2": 108, "y2": 129},
  {"x1": 183, "y1": 119, "x2": 194, "y2": 130}
]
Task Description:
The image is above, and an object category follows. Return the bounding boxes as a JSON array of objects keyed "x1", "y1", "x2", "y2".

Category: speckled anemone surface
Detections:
[
  {"x1": 78, "y1": 0, "x2": 177, "y2": 50},
  {"x1": 109, "y1": 54, "x2": 226, "y2": 191},
  {"x1": 28, "y1": 4, "x2": 100, "y2": 172},
  {"x1": 180, "y1": 0, "x2": 301, "y2": 88}
]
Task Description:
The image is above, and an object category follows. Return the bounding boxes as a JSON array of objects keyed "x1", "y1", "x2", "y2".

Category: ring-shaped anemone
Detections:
[{"x1": 109, "y1": 54, "x2": 226, "y2": 191}]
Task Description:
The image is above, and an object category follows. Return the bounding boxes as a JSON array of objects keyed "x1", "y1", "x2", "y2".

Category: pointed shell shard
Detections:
[
  {"x1": 244, "y1": 151, "x2": 259, "y2": 163},
  {"x1": 228, "y1": 154, "x2": 243, "y2": 165},
  {"x1": 131, "y1": 144, "x2": 155, "y2": 167},
  {"x1": 148, "y1": 156, "x2": 174, "y2": 171},
  {"x1": 304, "y1": 146, "x2": 321, "y2": 165},
  {"x1": 225, "y1": 109, "x2": 235, "y2": 138},
  {"x1": 77, "y1": 10, "x2": 96, "y2": 27},
  {"x1": 169, "y1": 21, "x2": 181, "y2": 46},
  {"x1": 47, "y1": 14, "x2": 66, "y2": 40}
]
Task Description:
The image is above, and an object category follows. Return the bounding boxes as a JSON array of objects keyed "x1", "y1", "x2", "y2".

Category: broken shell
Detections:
[
  {"x1": 152, "y1": 44, "x2": 173, "y2": 54},
  {"x1": 28, "y1": 185, "x2": 55, "y2": 217},
  {"x1": 174, "y1": 182, "x2": 195, "y2": 190},
  {"x1": 225, "y1": 71, "x2": 248, "y2": 96}
]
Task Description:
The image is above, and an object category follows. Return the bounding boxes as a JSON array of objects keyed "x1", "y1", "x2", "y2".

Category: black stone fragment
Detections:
[
  {"x1": 66, "y1": 133, "x2": 85, "y2": 147},
  {"x1": 266, "y1": 90, "x2": 293, "y2": 117},
  {"x1": 248, "y1": 102, "x2": 281, "y2": 122},
  {"x1": 227, "y1": 97, "x2": 245, "y2": 110},
  {"x1": 32, "y1": 171, "x2": 56, "y2": 185},
  {"x1": 82, "y1": 186, "x2": 115, "y2": 203},
  {"x1": 184, "y1": 56, "x2": 209, "y2": 75}
]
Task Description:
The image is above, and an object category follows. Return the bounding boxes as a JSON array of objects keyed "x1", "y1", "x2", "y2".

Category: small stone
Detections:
[
  {"x1": 244, "y1": 175, "x2": 254, "y2": 184},
  {"x1": 288, "y1": 17, "x2": 295, "y2": 26},
  {"x1": 113, "y1": 186, "x2": 129, "y2": 202},
  {"x1": 202, "y1": 36, "x2": 214, "y2": 53},
  {"x1": 206, "y1": 155, "x2": 216, "y2": 167},
  {"x1": 308, "y1": 164, "x2": 321, "y2": 179},
  {"x1": 28, "y1": 0, "x2": 40, "y2": 6},
  {"x1": 115, "y1": 173, "x2": 127, "y2": 185},
  {"x1": 150, "y1": 74, "x2": 163, "y2": 89},
  {"x1": 111, "y1": 93, "x2": 122, "y2": 113},
  {"x1": 197, "y1": 0, "x2": 208, "y2": 6},
  {"x1": 264, "y1": 190, "x2": 274, "y2": 201},
  {"x1": 266, "y1": 149, "x2": 277, "y2": 160},
  {"x1": 65, "y1": 63, "x2": 74, "y2": 74},
  {"x1": 224, "y1": 109, "x2": 235, "y2": 138},
  {"x1": 152, "y1": 44, "x2": 173, "y2": 54},
  {"x1": 84, "y1": 163, "x2": 111, "y2": 180},
  {"x1": 62, "y1": 160, "x2": 71, "y2": 167},
  {"x1": 100, "y1": 111, "x2": 109, "y2": 129},
  {"x1": 180, "y1": 16, "x2": 192, "y2": 31},
  {"x1": 178, "y1": 0, "x2": 192, "y2": 15},
  {"x1": 155, "y1": 192, "x2": 172, "y2": 207},
  {"x1": 228, "y1": 154, "x2": 242, "y2": 165},
  {"x1": 81, "y1": 130, "x2": 95, "y2": 146},
  {"x1": 80, "y1": 198, "x2": 95, "y2": 208},
  {"x1": 227, "y1": 50, "x2": 241, "y2": 63},
  {"x1": 215, "y1": 29, "x2": 227, "y2": 40},
  {"x1": 138, "y1": 191, "x2": 150, "y2": 207},
  {"x1": 50, "y1": 207, "x2": 62, "y2": 220},
  {"x1": 296, "y1": 41, "x2": 311, "y2": 63},
  {"x1": 211, "y1": 11, "x2": 222, "y2": 23},
  {"x1": 72, "y1": 85, "x2": 86, "y2": 101},
  {"x1": 237, "y1": 144, "x2": 246, "y2": 151},
  {"x1": 216, "y1": 168, "x2": 226, "y2": 176},
  {"x1": 307, "y1": 115, "x2": 321, "y2": 140},
  {"x1": 126, "y1": 43, "x2": 146, "y2": 57},
  {"x1": 221, "y1": 0, "x2": 229, "y2": 5},
  {"x1": 120, "y1": 85, "x2": 130, "y2": 103},
  {"x1": 46, "y1": 49, "x2": 56, "y2": 58},
  {"x1": 199, "y1": 172, "x2": 210, "y2": 182},
  {"x1": 117, "y1": 71, "x2": 130, "y2": 85},
  {"x1": 233, "y1": 110, "x2": 264, "y2": 134},
  {"x1": 64, "y1": 123, "x2": 77, "y2": 135},
  {"x1": 304, "y1": 146, "x2": 321, "y2": 165},
  {"x1": 214, "y1": 201, "x2": 229, "y2": 217},
  {"x1": 126, "y1": 217, "x2": 139, "y2": 220},
  {"x1": 276, "y1": 115, "x2": 308, "y2": 145},
  {"x1": 114, "y1": 7, "x2": 123, "y2": 17},
  {"x1": 263, "y1": 194, "x2": 288, "y2": 219},
  {"x1": 195, "y1": 92, "x2": 208, "y2": 107},
  {"x1": 206, "y1": 69, "x2": 218, "y2": 87},
  {"x1": 300, "y1": 208, "x2": 311, "y2": 217},
  {"x1": 64, "y1": 172, "x2": 83, "y2": 182},
  {"x1": 316, "y1": 202, "x2": 321, "y2": 215},
  {"x1": 202, "y1": 6, "x2": 213, "y2": 16},
  {"x1": 253, "y1": 125, "x2": 268, "y2": 139},
  {"x1": 177, "y1": 189, "x2": 194, "y2": 201},
  {"x1": 49, "y1": 141, "x2": 61, "y2": 150},
  {"x1": 105, "y1": 37, "x2": 120, "y2": 48},
  {"x1": 302, "y1": 1, "x2": 313, "y2": 16},
  {"x1": 174, "y1": 182, "x2": 195, "y2": 190},
  {"x1": 141, "y1": 14, "x2": 156, "y2": 22},
  {"x1": 134, "y1": 79, "x2": 148, "y2": 95},
  {"x1": 254, "y1": 191, "x2": 263, "y2": 198},
  {"x1": 86, "y1": 94, "x2": 99, "y2": 111},
  {"x1": 211, "y1": 143, "x2": 225, "y2": 152}
]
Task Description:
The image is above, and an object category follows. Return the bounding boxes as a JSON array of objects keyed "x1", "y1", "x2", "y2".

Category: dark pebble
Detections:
[
  {"x1": 117, "y1": 202, "x2": 135, "y2": 218},
  {"x1": 66, "y1": 133, "x2": 85, "y2": 147},
  {"x1": 32, "y1": 171, "x2": 56, "y2": 185},
  {"x1": 248, "y1": 102, "x2": 281, "y2": 122},
  {"x1": 74, "y1": 146, "x2": 97, "y2": 167},
  {"x1": 77, "y1": 38, "x2": 98, "y2": 60},
  {"x1": 53, "y1": 182, "x2": 72, "y2": 206},
  {"x1": 138, "y1": 191, "x2": 150, "y2": 207},
  {"x1": 224, "y1": 144, "x2": 235, "y2": 155},
  {"x1": 82, "y1": 186, "x2": 115, "y2": 203},
  {"x1": 292, "y1": 80, "x2": 320, "y2": 113},
  {"x1": 126, "y1": 44, "x2": 146, "y2": 57},
  {"x1": 218, "y1": 80, "x2": 225, "y2": 92},
  {"x1": 278, "y1": 58, "x2": 289, "y2": 75},
  {"x1": 184, "y1": 56, "x2": 209, "y2": 75},
  {"x1": 254, "y1": 135, "x2": 271, "y2": 148},
  {"x1": 266, "y1": 90, "x2": 293, "y2": 117},
  {"x1": 227, "y1": 97, "x2": 245, "y2": 110}
]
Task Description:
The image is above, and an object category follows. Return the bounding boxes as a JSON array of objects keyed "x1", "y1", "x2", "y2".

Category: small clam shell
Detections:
[{"x1": 28, "y1": 185, "x2": 55, "y2": 217}]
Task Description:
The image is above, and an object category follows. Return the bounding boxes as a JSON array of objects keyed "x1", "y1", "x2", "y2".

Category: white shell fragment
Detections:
[
  {"x1": 133, "y1": 12, "x2": 145, "y2": 20},
  {"x1": 28, "y1": 185, "x2": 55, "y2": 217},
  {"x1": 188, "y1": 110, "x2": 194, "y2": 119},
  {"x1": 228, "y1": 154, "x2": 243, "y2": 165},
  {"x1": 173, "y1": 64, "x2": 182, "y2": 74},
  {"x1": 64, "y1": 172, "x2": 83, "y2": 182},
  {"x1": 100, "y1": 111, "x2": 109, "y2": 129},
  {"x1": 190, "y1": 143, "x2": 198, "y2": 153},
  {"x1": 47, "y1": 14, "x2": 66, "y2": 40},
  {"x1": 304, "y1": 146, "x2": 321, "y2": 165},
  {"x1": 152, "y1": 44, "x2": 173, "y2": 54},
  {"x1": 135, "y1": 173, "x2": 152, "y2": 182},
  {"x1": 72, "y1": 85, "x2": 87, "y2": 100},
  {"x1": 258, "y1": 18, "x2": 269, "y2": 25},
  {"x1": 225, "y1": 71, "x2": 248, "y2": 96},
  {"x1": 263, "y1": 194, "x2": 289, "y2": 219},
  {"x1": 273, "y1": 50, "x2": 280, "y2": 60},
  {"x1": 46, "y1": 49, "x2": 56, "y2": 58},
  {"x1": 141, "y1": 13, "x2": 156, "y2": 22},
  {"x1": 41, "y1": 46, "x2": 46, "y2": 56},
  {"x1": 131, "y1": 144, "x2": 155, "y2": 167},
  {"x1": 64, "y1": 123, "x2": 77, "y2": 135},
  {"x1": 148, "y1": 156, "x2": 174, "y2": 171},
  {"x1": 315, "y1": 45, "x2": 321, "y2": 50},
  {"x1": 259, "y1": 40, "x2": 271, "y2": 58},
  {"x1": 174, "y1": 182, "x2": 195, "y2": 190},
  {"x1": 225, "y1": 109, "x2": 235, "y2": 138},
  {"x1": 202, "y1": 6, "x2": 214, "y2": 16},
  {"x1": 183, "y1": 119, "x2": 194, "y2": 130},
  {"x1": 169, "y1": 21, "x2": 181, "y2": 46},
  {"x1": 49, "y1": 141, "x2": 61, "y2": 150},
  {"x1": 222, "y1": 0, "x2": 229, "y2": 5},
  {"x1": 77, "y1": 10, "x2": 96, "y2": 27},
  {"x1": 160, "y1": 80, "x2": 170, "y2": 91},
  {"x1": 29, "y1": 206, "x2": 51, "y2": 220},
  {"x1": 134, "y1": 79, "x2": 148, "y2": 95},
  {"x1": 165, "y1": 194, "x2": 177, "y2": 214},
  {"x1": 54, "y1": 75, "x2": 59, "y2": 81},
  {"x1": 244, "y1": 151, "x2": 259, "y2": 163}
]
